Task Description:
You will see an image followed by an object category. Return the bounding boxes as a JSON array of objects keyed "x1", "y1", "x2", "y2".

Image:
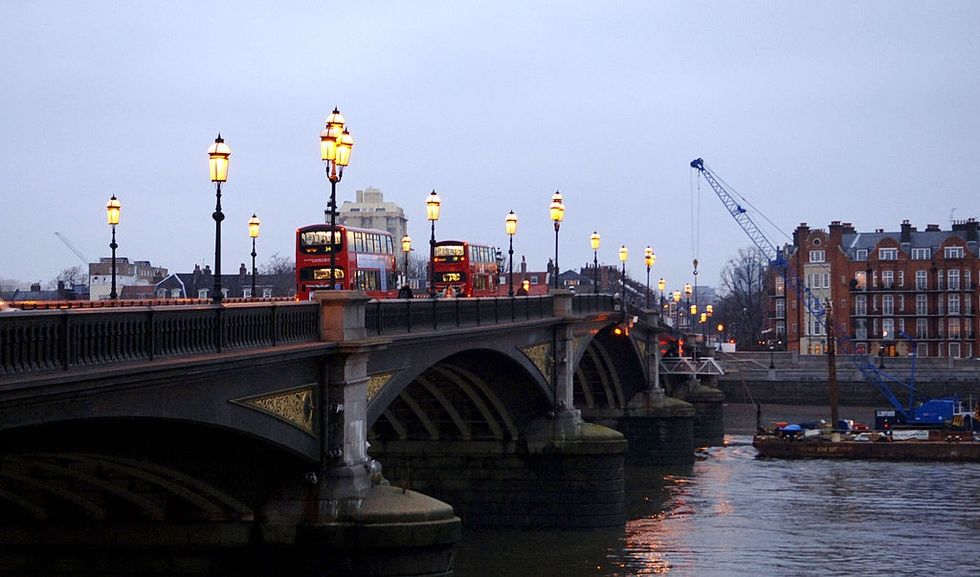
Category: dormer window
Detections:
[
  {"x1": 879, "y1": 248, "x2": 898, "y2": 260},
  {"x1": 945, "y1": 246, "x2": 964, "y2": 259}
]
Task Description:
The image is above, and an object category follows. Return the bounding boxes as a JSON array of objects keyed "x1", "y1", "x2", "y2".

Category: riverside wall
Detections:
[{"x1": 716, "y1": 351, "x2": 980, "y2": 406}]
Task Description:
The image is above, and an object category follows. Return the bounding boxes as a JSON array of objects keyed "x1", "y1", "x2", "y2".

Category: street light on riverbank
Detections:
[
  {"x1": 505, "y1": 211, "x2": 518, "y2": 296},
  {"x1": 550, "y1": 191, "x2": 564, "y2": 290},
  {"x1": 248, "y1": 214, "x2": 260, "y2": 296},
  {"x1": 426, "y1": 190, "x2": 441, "y2": 297},
  {"x1": 591, "y1": 231, "x2": 600, "y2": 293}
]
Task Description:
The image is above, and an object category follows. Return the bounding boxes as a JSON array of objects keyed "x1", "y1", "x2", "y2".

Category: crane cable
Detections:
[
  {"x1": 690, "y1": 168, "x2": 700, "y2": 264},
  {"x1": 707, "y1": 164, "x2": 792, "y2": 242}
]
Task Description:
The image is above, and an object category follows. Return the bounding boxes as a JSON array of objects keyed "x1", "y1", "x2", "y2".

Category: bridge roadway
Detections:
[{"x1": 0, "y1": 291, "x2": 721, "y2": 576}]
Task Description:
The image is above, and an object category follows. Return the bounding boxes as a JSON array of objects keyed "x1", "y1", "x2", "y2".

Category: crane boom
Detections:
[
  {"x1": 690, "y1": 158, "x2": 825, "y2": 320},
  {"x1": 54, "y1": 232, "x2": 90, "y2": 267},
  {"x1": 690, "y1": 158, "x2": 779, "y2": 262}
]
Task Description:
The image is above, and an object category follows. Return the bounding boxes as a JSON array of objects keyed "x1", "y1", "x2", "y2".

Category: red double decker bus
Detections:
[
  {"x1": 431, "y1": 240, "x2": 499, "y2": 297},
  {"x1": 296, "y1": 224, "x2": 396, "y2": 299}
]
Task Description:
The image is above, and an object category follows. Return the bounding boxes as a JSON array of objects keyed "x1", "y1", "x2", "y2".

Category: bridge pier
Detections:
[
  {"x1": 273, "y1": 292, "x2": 461, "y2": 576},
  {"x1": 670, "y1": 373, "x2": 725, "y2": 446},
  {"x1": 371, "y1": 408, "x2": 626, "y2": 528}
]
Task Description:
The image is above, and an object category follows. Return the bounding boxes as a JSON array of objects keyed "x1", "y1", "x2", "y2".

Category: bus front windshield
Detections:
[{"x1": 300, "y1": 230, "x2": 343, "y2": 254}]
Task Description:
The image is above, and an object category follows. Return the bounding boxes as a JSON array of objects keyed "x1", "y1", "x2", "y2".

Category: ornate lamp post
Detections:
[
  {"x1": 658, "y1": 277, "x2": 666, "y2": 311},
  {"x1": 672, "y1": 289, "x2": 681, "y2": 325},
  {"x1": 320, "y1": 108, "x2": 354, "y2": 290},
  {"x1": 684, "y1": 282, "x2": 693, "y2": 332},
  {"x1": 644, "y1": 246, "x2": 655, "y2": 308},
  {"x1": 590, "y1": 231, "x2": 600, "y2": 294},
  {"x1": 618, "y1": 245, "x2": 628, "y2": 302},
  {"x1": 207, "y1": 134, "x2": 231, "y2": 304},
  {"x1": 505, "y1": 211, "x2": 518, "y2": 296},
  {"x1": 549, "y1": 191, "x2": 564, "y2": 289},
  {"x1": 248, "y1": 214, "x2": 260, "y2": 297},
  {"x1": 105, "y1": 195, "x2": 121, "y2": 300},
  {"x1": 426, "y1": 190, "x2": 441, "y2": 297},
  {"x1": 401, "y1": 234, "x2": 412, "y2": 288}
]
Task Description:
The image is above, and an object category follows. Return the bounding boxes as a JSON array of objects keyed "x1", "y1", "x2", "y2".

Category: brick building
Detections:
[{"x1": 771, "y1": 219, "x2": 980, "y2": 358}]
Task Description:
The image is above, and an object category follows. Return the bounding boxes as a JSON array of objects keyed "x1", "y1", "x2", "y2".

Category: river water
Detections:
[{"x1": 454, "y1": 403, "x2": 980, "y2": 577}]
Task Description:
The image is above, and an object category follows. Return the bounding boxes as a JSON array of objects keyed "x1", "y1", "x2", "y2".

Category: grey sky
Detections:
[{"x1": 2, "y1": 1, "x2": 978, "y2": 294}]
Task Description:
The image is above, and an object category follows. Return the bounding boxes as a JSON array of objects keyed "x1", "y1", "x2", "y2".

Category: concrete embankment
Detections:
[{"x1": 716, "y1": 351, "x2": 980, "y2": 406}]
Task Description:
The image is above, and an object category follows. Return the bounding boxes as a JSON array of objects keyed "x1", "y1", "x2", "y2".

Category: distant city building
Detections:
[
  {"x1": 338, "y1": 186, "x2": 409, "y2": 265},
  {"x1": 8, "y1": 281, "x2": 85, "y2": 302},
  {"x1": 770, "y1": 219, "x2": 980, "y2": 358},
  {"x1": 496, "y1": 256, "x2": 550, "y2": 295},
  {"x1": 155, "y1": 264, "x2": 295, "y2": 300},
  {"x1": 89, "y1": 257, "x2": 167, "y2": 301}
]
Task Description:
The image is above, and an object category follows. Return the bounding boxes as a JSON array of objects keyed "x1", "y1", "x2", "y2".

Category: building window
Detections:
[
  {"x1": 882, "y1": 270, "x2": 894, "y2": 289},
  {"x1": 879, "y1": 248, "x2": 898, "y2": 260},
  {"x1": 966, "y1": 269, "x2": 972, "y2": 290},
  {"x1": 916, "y1": 294, "x2": 928, "y2": 315},
  {"x1": 945, "y1": 246, "x2": 964, "y2": 259},
  {"x1": 915, "y1": 270, "x2": 927, "y2": 290},
  {"x1": 916, "y1": 318, "x2": 928, "y2": 339},
  {"x1": 855, "y1": 295, "x2": 867, "y2": 316},
  {"x1": 171, "y1": 289, "x2": 182, "y2": 298},
  {"x1": 937, "y1": 269, "x2": 944, "y2": 291},
  {"x1": 855, "y1": 249, "x2": 868, "y2": 261},
  {"x1": 855, "y1": 318, "x2": 867, "y2": 340},
  {"x1": 948, "y1": 269, "x2": 960, "y2": 290},
  {"x1": 854, "y1": 271, "x2": 866, "y2": 290},
  {"x1": 966, "y1": 295, "x2": 973, "y2": 315},
  {"x1": 243, "y1": 288, "x2": 252, "y2": 298},
  {"x1": 822, "y1": 272, "x2": 830, "y2": 288},
  {"x1": 775, "y1": 276, "x2": 785, "y2": 296},
  {"x1": 157, "y1": 289, "x2": 168, "y2": 298},
  {"x1": 949, "y1": 342, "x2": 961, "y2": 359},
  {"x1": 775, "y1": 299, "x2": 785, "y2": 319},
  {"x1": 882, "y1": 295, "x2": 894, "y2": 315},
  {"x1": 949, "y1": 318, "x2": 961, "y2": 339},
  {"x1": 809, "y1": 250, "x2": 825, "y2": 263},
  {"x1": 949, "y1": 294, "x2": 960, "y2": 315},
  {"x1": 263, "y1": 288, "x2": 273, "y2": 298},
  {"x1": 882, "y1": 318, "x2": 894, "y2": 339},
  {"x1": 911, "y1": 247, "x2": 931, "y2": 260},
  {"x1": 898, "y1": 270, "x2": 904, "y2": 287},
  {"x1": 917, "y1": 342, "x2": 929, "y2": 358},
  {"x1": 198, "y1": 289, "x2": 208, "y2": 299},
  {"x1": 530, "y1": 275, "x2": 539, "y2": 285}
]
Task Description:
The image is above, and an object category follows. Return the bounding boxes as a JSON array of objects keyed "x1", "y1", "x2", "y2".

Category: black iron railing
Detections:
[
  {"x1": 365, "y1": 296, "x2": 557, "y2": 336},
  {"x1": 0, "y1": 302, "x2": 319, "y2": 377}
]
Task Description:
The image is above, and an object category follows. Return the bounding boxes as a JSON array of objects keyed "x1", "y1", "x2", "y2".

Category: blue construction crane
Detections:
[{"x1": 690, "y1": 158, "x2": 826, "y2": 321}]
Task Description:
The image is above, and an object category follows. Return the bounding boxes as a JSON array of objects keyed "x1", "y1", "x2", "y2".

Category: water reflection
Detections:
[{"x1": 456, "y1": 405, "x2": 980, "y2": 576}]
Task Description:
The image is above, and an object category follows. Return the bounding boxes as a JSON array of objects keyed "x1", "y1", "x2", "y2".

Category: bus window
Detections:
[{"x1": 355, "y1": 269, "x2": 382, "y2": 291}]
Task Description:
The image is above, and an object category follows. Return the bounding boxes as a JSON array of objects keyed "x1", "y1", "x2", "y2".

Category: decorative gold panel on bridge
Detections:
[
  {"x1": 231, "y1": 386, "x2": 315, "y2": 436},
  {"x1": 520, "y1": 342, "x2": 552, "y2": 384},
  {"x1": 367, "y1": 370, "x2": 400, "y2": 401}
]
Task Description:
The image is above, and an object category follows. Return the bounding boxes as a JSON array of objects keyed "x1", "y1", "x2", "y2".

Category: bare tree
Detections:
[
  {"x1": 258, "y1": 253, "x2": 295, "y2": 275},
  {"x1": 54, "y1": 266, "x2": 88, "y2": 288},
  {"x1": 714, "y1": 247, "x2": 769, "y2": 349}
]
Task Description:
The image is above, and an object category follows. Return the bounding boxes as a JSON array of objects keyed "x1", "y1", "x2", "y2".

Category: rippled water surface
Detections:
[{"x1": 455, "y1": 404, "x2": 980, "y2": 576}]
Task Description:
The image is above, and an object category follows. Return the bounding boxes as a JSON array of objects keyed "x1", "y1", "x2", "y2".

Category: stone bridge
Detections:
[{"x1": 0, "y1": 292, "x2": 720, "y2": 576}]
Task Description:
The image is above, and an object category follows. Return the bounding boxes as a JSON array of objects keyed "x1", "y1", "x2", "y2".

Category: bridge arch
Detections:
[
  {"x1": 369, "y1": 348, "x2": 549, "y2": 443},
  {"x1": 573, "y1": 326, "x2": 647, "y2": 411}
]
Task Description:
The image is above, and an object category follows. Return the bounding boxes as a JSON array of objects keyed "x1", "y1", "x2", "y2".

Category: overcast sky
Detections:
[{"x1": 2, "y1": 1, "x2": 978, "y2": 294}]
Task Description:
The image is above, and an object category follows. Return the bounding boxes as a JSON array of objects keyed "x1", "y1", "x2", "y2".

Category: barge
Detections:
[{"x1": 753, "y1": 433, "x2": 980, "y2": 461}]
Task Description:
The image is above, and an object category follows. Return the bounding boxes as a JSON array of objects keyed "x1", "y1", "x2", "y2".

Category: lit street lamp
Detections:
[
  {"x1": 590, "y1": 231, "x2": 600, "y2": 294},
  {"x1": 658, "y1": 277, "x2": 666, "y2": 312},
  {"x1": 426, "y1": 190, "x2": 441, "y2": 297},
  {"x1": 401, "y1": 234, "x2": 412, "y2": 289},
  {"x1": 644, "y1": 246, "x2": 655, "y2": 308},
  {"x1": 549, "y1": 191, "x2": 564, "y2": 289},
  {"x1": 618, "y1": 245, "x2": 628, "y2": 302},
  {"x1": 207, "y1": 134, "x2": 231, "y2": 304},
  {"x1": 672, "y1": 289, "x2": 681, "y2": 326},
  {"x1": 505, "y1": 211, "x2": 518, "y2": 296},
  {"x1": 105, "y1": 195, "x2": 121, "y2": 300},
  {"x1": 248, "y1": 214, "x2": 260, "y2": 297},
  {"x1": 320, "y1": 107, "x2": 354, "y2": 290}
]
